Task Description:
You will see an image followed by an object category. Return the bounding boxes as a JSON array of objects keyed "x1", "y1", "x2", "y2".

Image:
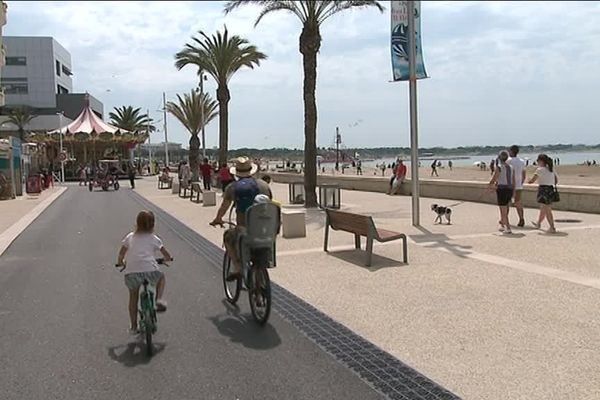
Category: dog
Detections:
[{"x1": 431, "y1": 204, "x2": 452, "y2": 225}]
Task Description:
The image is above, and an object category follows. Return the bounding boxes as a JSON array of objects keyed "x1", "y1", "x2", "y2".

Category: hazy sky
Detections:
[{"x1": 4, "y1": 1, "x2": 600, "y2": 149}]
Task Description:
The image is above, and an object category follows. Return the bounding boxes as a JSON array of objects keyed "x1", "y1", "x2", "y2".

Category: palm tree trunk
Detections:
[
  {"x1": 300, "y1": 25, "x2": 321, "y2": 208},
  {"x1": 217, "y1": 84, "x2": 231, "y2": 166},
  {"x1": 189, "y1": 133, "x2": 200, "y2": 181}
]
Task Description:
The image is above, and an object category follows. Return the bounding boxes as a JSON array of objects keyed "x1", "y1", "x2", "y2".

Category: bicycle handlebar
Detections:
[{"x1": 210, "y1": 221, "x2": 236, "y2": 228}]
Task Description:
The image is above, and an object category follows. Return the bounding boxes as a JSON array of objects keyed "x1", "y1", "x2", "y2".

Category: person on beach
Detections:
[
  {"x1": 506, "y1": 145, "x2": 526, "y2": 227},
  {"x1": 489, "y1": 151, "x2": 515, "y2": 234},
  {"x1": 489, "y1": 158, "x2": 496, "y2": 175},
  {"x1": 431, "y1": 160, "x2": 439, "y2": 177},
  {"x1": 528, "y1": 154, "x2": 558, "y2": 234},
  {"x1": 389, "y1": 160, "x2": 407, "y2": 195},
  {"x1": 356, "y1": 160, "x2": 363, "y2": 175},
  {"x1": 448, "y1": 160, "x2": 453, "y2": 171}
]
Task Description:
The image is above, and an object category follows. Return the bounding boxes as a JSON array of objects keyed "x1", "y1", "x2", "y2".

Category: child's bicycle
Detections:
[{"x1": 115, "y1": 258, "x2": 170, "y2": 356}]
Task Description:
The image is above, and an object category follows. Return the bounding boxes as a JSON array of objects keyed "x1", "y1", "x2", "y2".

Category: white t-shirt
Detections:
[
  {"x1": 122, "y1": 232, "x2": 163, "y2": 274},
  {"x1": 535, "y1": 167, "x2": 557, "y2": 186},
  {"x1": 507, "y1": 157, "x2": 526, "y2": 189}
]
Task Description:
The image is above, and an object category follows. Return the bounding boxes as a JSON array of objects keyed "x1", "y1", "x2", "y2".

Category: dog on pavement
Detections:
[{"x1": 431, "y1": 204, "x2": 452, "y2": 225}]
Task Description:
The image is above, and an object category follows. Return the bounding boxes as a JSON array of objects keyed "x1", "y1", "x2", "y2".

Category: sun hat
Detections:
[{"x1": 230, "y1": 157, "x2": 258, "y2": 178}]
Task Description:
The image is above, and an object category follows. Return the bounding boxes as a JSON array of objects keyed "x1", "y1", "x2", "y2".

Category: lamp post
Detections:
[
  {"x1": 407, "y1": 0, "x2": 420, "y2": 226},
  {"x1": 198, "y1": 71, "x2": 207, "y2": 159},
  {"x1": 57, "y1": 111, "x2": 65, "y2": 183},
  {"x1": 162, "y1": 92, "x2": 169, "y2": 167}
]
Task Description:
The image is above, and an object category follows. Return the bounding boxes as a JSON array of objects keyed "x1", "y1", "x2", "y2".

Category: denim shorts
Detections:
[{"x1": 124, "y1": 271, "x2": 163, "y2": 290}]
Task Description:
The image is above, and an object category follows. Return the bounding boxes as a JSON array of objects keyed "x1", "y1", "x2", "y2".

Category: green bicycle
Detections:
[{"x1": 116, "y1": 258, "x2": 170, "y2": 356}]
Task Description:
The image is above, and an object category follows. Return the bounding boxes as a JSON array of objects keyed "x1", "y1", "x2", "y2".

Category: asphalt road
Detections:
[{"x1": 0, "y1": 186, "x2": 384, "y2": 400}]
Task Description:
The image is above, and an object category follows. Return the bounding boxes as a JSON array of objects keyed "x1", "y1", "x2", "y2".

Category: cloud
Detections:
[{"x1": 3, "y1": 1, "x2": 600, "y2": 149}]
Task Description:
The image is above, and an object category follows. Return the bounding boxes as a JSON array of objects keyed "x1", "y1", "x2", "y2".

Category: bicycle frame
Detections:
[{"x1": 139, "y1": 281, "x2": 156, "y2": 334}]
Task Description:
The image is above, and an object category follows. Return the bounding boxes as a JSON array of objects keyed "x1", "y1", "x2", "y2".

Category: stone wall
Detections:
[{"x1": 266, "y1": 172, "x2": 600, "y2": 214}]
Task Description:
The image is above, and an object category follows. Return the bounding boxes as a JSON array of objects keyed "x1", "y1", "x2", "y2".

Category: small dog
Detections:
[{"x1": 431, "y1": 204, "x2": 452, "y2": 225}]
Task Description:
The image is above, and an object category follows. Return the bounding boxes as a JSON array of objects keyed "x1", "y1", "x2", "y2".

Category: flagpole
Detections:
[{"x1": 407, "y1": 0, "x2": 420, "y2": 226}]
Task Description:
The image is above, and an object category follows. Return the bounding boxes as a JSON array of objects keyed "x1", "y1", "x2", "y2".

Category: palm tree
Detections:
[
  {"x1": 6, "y1": 106, "x2": 37, "y2": 142},
  {"x1": 224, "y1": 1, "x2": 384, "y2": 207},
  {"x1": 175, "y1": 27, "x2": 266, "y2": 166},
  {"x1": 166, "y1": 90, "x2": 218, "y2": 180},
  {"x1": 109, "y1": 106, "x2": 153, "y2": 133}
]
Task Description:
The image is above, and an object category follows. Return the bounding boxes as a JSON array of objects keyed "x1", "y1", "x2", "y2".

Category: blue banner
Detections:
[{"x1": 391, "y1": 1, "x2": 427, "y2": 81}]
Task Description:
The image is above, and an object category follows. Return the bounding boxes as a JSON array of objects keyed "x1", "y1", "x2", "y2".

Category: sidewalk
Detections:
[
  {"x1": 134, "y1": 177, "x2": 600, "y2": 400},
  {"x1": 0, "y1": 186, "x2": 66, "y2": 256}
]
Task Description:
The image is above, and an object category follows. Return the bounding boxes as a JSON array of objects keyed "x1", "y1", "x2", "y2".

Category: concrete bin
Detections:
[
  {"x1": 202, "y1": 191, "x2": 217, "y2": 207},
  {"x1": 281, "y1": 210, "x2": 306, "y2": 238},
  {"x1": 171, "y1": 181, "x2": 180, "y2": 195}
]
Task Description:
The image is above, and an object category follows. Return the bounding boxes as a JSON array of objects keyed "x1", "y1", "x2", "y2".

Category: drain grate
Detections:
[{"x1": 130, "y1": 191, "x2": 462, "y2": 400}]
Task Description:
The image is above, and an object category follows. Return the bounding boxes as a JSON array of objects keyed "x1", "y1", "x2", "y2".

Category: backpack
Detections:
[{"x1": 234, "y1": 178, "x2": 260, "y2": 215}]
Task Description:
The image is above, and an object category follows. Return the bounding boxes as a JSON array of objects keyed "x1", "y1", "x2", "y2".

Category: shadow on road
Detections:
[
  {"x1": 208, "y1": 300, "x2": 281, "y2": 350},
  {"x1": 107, "y1": 341, "x2": 166, "y2": 367},
  {"x1": 329, "y1": 249, "x2": 406, "y2": 271}
]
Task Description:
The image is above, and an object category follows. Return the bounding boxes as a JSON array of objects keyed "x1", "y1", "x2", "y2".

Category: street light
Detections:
[
  {"x1": 56, "y1": 111, "x2": 65, "y2": 183},
  {"x1": 197, "y1": 71, "x2": 208, "y2": 159}
]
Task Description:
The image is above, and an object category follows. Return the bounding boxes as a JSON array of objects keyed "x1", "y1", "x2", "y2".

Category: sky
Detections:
[{"x1": 4, "y1": 1, "x2": 600, "y2": 149}]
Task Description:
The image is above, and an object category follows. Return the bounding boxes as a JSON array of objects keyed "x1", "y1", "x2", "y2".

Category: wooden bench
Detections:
[
  {"x1": 324, "y1": 209, "x2": 408, "y2": 267},
  {"x1": 190, "y1": 182, "x2": 202, "y2": 203},
  {"x1": 158, "y1": 176, "x2": 173, "y2": 189}
]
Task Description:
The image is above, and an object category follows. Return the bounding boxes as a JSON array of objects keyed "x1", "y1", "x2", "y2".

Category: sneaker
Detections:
[
  {"x1": 129, "y1": 327, "x2": 139, "y2": 335},
  {"x1": 498, "y1": 225, "x2": 505, "y2": 232},
  {"x1": 531, "y1": 221, "x2": 541, "y2": 229},
  {"x1": 503, "y1": 229, "x2": 513, "y2": 235},
  {"x1": 156, "y1": 300, "x2": 167, "y2": 312},
  {"x1": 547, "y1": 227, "x2": 557, "y2": 234}
]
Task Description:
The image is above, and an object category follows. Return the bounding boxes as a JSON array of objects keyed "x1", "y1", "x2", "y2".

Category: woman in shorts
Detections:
[
  {"x1": 489, "y1": 151, "x2": 515, "y2": 234},
  {"x1": 528, "y1": 154, "x2": 558, "y2": 233}
]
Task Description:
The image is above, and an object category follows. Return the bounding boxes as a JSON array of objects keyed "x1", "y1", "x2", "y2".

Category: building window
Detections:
[
  {"x1": 5, "y1": 56, "x2": 27, "y2": 66},
  {"x1": 57, "y1": 84, "x2": 69, "y2": 94},
  {"x1": 56, "y1": 60, "x2": 61, "y2": 76},
  {"x1": 3, "y1": 82, "x2": 29, "y2": 94},
  {"x1": 61, "y1": 65, "x2": 73, "y2": 76}
]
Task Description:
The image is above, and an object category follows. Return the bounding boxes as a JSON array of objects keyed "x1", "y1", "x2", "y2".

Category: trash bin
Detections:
[{"x1": 26, "y1": 174, "x2": 41, "y2": 195}]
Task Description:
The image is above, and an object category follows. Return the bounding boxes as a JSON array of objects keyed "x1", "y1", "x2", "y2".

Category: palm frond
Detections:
[
  {"x1": 224, "y1": 0, "x2": 307, "y2": 25},
  {"x1": 318, "y1": 1, "x2": 385, "y2": 24},
  {"x1": 166, "y1": 90, "x2": 218, "y2": 136}
]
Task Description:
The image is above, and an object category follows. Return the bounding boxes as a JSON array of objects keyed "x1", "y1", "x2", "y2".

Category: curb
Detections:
[{"x1": 0, "y1": 186, "x2": 68, "y2": 257}]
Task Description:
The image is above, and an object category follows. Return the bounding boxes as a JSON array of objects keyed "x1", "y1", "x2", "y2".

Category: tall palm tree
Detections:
[
  {"x1": 166, "y1": 90, "x2": 218, "y2": 180},
  {"x1": 6, "y1": 106, "x2": 37, "y2": 142},
  {"x1": 109, "y1": 106, "x2": 153, "y2": 133},
  {"x1": 175, "y1": 27, "x2": 266, "y2": 166},
  {"x1": 225, "y1": 1, "x2": 384, "y2": 207}
]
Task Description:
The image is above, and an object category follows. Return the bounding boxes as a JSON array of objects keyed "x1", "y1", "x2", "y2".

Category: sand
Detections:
[{"x1": 324, "y1": 164, "x2": 600, "y2": 187}]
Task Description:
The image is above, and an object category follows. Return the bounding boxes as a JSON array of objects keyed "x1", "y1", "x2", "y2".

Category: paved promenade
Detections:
[{"x1": 135, "y1": 177, "x2": 600, "y2": 400}]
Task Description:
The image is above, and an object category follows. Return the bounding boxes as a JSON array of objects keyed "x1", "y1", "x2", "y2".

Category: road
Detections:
[{"x1": 0, "y1": 186, "x2": 384, "y2": 400}]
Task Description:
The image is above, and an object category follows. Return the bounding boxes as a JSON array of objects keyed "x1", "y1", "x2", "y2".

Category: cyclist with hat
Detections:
[{"x1": 210, "y1": 157, "x2": 272, "y2": 281}]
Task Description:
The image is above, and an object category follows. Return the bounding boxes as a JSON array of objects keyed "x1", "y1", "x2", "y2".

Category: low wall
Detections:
[{"x1": 267, "y1": 172, "x2": 600, "y2": 214}]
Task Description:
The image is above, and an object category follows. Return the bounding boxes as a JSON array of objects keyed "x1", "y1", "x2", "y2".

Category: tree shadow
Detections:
[
  {"x1": 207, "y1": 300, "x2": 282, "y2": 350},
  {"x1": 410, "y1": 226, "x2": 474, "y2": 258},
  {"x1": 107, "y1": 340, "x2": 166, "y2": 367}
]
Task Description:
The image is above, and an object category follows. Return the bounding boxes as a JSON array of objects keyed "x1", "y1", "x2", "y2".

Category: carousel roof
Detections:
[{"x1": 32, "y1": 95, "x2": 147, "y2": 144}]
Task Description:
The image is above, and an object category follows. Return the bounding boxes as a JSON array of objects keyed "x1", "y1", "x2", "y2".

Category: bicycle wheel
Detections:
[
  {"x1": 144, "y1": 309, "x2": 153, "y2": 356},
  {"x1": 222, "y1": 252, "x2": 241, "y2": 304},
  {"x1": 248, "y1": 265, "x2": 271, "y2": 325}
]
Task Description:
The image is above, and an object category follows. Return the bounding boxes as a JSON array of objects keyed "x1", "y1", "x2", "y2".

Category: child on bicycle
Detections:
[{"x1": 116, "y1": 210, "x2": 172, "y2": 334}]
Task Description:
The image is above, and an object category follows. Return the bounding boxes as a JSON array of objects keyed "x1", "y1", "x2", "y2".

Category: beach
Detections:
[{"x1": 321, "y1": 164, "x2": 600, "y2": 187}]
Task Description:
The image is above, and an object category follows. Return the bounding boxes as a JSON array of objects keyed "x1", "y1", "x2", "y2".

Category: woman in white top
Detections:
[{"x1": 528, "y1": 154, "x2": 558, "y2": 233}]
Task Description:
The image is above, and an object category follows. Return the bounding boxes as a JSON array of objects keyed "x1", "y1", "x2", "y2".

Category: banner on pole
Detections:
[{"x1": 391, "y1": 1, "x2": 427, "y2": 81}]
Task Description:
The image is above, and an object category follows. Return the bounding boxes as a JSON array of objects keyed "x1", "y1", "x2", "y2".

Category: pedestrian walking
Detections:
[
  {"x1": 528, "y1": 154, "x2": 558, "y2": 234},
  {"x1": 356, "y1": 160, "x2": 363, "y2": 175},
  {"x1": 389, "y1": 160, "x2": 407, "y2": 195},
  {"x1": 127, "y1": 163, "x2": 136, "y2": 189},
  {"x1": 489, "y1": 151, "x2": 515, "y2": 234},
  {"x1": 431, "y1": 160, "x2": 439, "y2": 177},
  {"x1": 448, "y1": 160, "x2": 453, "y2": 171},
  {"x1": 218, "y1": 163, "x2": 234, "y2": 191},
  {"x1": 506, "y1": 145, "x2": 526, "y2": 227},
  {"x1": 200, "y1": 158, "x2": 213, "y2": 190},
  {"x1": 489, "y1": 158, "x2": 496, "y2": 175}
]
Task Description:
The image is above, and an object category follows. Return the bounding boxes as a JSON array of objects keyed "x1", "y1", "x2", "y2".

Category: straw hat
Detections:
[{"x1": 230, "y1": 157, "x2": 258, "y2": 178}]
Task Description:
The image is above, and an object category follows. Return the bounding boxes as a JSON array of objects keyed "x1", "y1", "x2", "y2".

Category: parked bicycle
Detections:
[{"x1": 115, "y1": 258, "x2": 171, "y2": 356}]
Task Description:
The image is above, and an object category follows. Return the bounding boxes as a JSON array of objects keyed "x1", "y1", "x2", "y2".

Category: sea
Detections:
[{"x1": 320, "y1": 151, "x2": 600, "y2": 169}]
